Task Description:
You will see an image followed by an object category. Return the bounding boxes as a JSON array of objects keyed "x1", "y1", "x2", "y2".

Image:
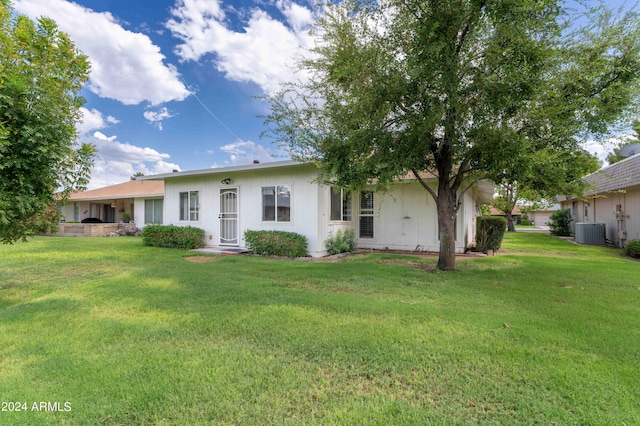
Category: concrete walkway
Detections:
[
  {"x1": 515, "y1": 225, "x2": 550, "y2": 233},
  {"x1": 191, "y1": 246, "x2": 249, "y2": 255}
]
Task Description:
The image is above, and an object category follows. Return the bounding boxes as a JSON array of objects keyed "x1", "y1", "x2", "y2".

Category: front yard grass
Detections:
[{"x1": 0, "y1": 234, "x2": 638, "y2": 424}]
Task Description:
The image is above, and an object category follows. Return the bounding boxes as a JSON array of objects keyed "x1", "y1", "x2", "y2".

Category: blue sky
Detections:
[
  {"x1": 14, "y1": 0, "x2": 316, "y2": 188},
  {"x1": 12, "y1": 0, "x2": 636, "y2": 189}
]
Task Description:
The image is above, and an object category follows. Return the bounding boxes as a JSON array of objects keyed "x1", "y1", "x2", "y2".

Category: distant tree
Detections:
[
  {"x1": 492, "y1": 148, "x2": 601, "y2": 232},
  {"x1": 606, "y1": 121, "x2": 640, "y2": 164},
  {"x1": 0, "y1": 1, "x2": 93, "y2": 243},
  {"x1": 264, "y1": 0, "x2": 640, "y2": 271},
  {"x1": 131, "y1": 172, "x2": 145, "y2": 180},
  {"x1": 492, "y1": 183, "x2": 536, "y2": 233}
]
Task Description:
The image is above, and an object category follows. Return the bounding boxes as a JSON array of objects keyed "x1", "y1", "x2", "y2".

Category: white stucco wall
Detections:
[
  {"x1": 162, "y1": 164, "x2": 326, "y2": 256},
  {"x1": 350, "y1": 182, "x2": 477, "y2": 254},
  {"x1": 561, "y1": 187, "x2": 640, "y2": 246},
  {"x1": 161, "y1": 164, "x2": 484, "y2": 256}
]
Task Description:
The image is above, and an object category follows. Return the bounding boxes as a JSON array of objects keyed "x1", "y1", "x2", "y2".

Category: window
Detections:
[
  {"x1": 74, "y1": 203, "x2": 79, "y2": 222},
  {"x1": 262, "y1": 185, "x2": 291, "y2": 222},
  {"x1": 330, "y1": 187, "x2": 352, "y2": 221},
  {"x1": 359, "y1": 191, "x2": 374, "y2": 238},
  {"x1": 179, "y1": 191, "x2": 199, "y2": 221},
  {"x1": 145, "y1": 199, "x2": 163, "y2": 224}
]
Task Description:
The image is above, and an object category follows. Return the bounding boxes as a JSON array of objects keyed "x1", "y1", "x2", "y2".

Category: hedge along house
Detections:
[
  {"x1": 59, "y1": 180, "x2": 165, "y2": 225},
  {"x1": 559, "y1": 153, "x2": 640, "y2": 247},
  {"x1": 141, "y1": 160, "x2": 493, "y2": 257}
]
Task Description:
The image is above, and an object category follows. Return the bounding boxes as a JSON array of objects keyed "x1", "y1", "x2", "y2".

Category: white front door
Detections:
[{"x1": 219, "y1": 188, "x2": 238, "y2": 245}]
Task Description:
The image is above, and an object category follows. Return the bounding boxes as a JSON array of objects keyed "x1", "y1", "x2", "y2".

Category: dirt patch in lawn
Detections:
[{"x1": 183, "y1": 256, "x2": 222, "y2": 263}]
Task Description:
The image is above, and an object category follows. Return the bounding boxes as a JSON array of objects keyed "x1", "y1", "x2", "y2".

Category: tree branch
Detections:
[
  {"x1": 455, "y1": 1, "x2": 487, "y2": 56},
  {"x1": 411, "y1": 168, "x2": 438, "y2": 202},
  {"x1": 457, "y1": 177, "x2": 485, "y2": 212}
]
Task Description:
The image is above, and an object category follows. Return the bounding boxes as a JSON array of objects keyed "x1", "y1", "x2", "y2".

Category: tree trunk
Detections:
[
  {"x1": 505, "y1": 211, "x2": 516, "y2": 232},
  {"x1": 436, "y1": 189, "x2": 457, "y2": 271}
]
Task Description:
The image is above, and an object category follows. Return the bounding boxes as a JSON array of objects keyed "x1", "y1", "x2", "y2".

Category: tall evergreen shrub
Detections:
[
  {"x1": 547, "y1": 209, "x2": 573, "y2": 236},
  {"x1": 476, "y1": 216, "x2": 507, "y2": 254}
]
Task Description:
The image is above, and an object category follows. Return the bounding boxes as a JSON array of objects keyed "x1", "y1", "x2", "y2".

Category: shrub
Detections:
[
  {"x1": 141, "y1": 225, "x2": 205, "y2": 250},
  {"x1": 476, "y1": 216, "x2": 507, "y2": 254},
  {"x1": 324, "y1": 229, "x2": 356, "y2": 255},
  {"x1": 244, "y1": 230, "x2": 309, "y2": 257},
  {"x1": 547, "y1": 209, "x2": 572, "y2": 236},
  {"x1": 624, "y1": 239, "x2": 640, "y2": 259},
  {"x1": 520, "y1": 218, "x2": 531, "y2": 226}
]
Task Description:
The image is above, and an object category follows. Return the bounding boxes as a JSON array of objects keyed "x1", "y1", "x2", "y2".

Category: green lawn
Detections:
[{"x1": 0, "y1": 234, "x2": 638, "y2": 424}]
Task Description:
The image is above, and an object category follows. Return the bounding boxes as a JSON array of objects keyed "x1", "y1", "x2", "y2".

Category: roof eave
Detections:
[{"x1": 140, "y1": 160, "x2": 307, "y2": 180}]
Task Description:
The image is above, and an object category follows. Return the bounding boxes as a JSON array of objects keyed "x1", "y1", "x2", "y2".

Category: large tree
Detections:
[
  {"x1": 0, "y1": 1, "x2": 93, "y2": 243},
  {"x1": 264, "y1": 0, "x2": 640, "y2": 270}
]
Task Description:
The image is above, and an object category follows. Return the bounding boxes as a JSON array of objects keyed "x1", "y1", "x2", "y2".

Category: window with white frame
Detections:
[
  {"x1": 262, "y1": 185, "x2": 291, "y2": 222},
  {"x1": 179, "y1": 191, "x2": 199, "y2": 221},
  {"x1": 145, "y1": 199, "x2": 163, "y2": 224},
  {"x1": 359, "y1": 191, "x2": 374, "y2": 238},
  {"x1": 330, "y1": 187, "x2": 352, "y2": 221}
]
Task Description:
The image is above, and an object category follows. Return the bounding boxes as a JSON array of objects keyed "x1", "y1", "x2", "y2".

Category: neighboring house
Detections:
[
  {"x1": 526, "y1": 205, "x2": 560, "y2": 227},
  {"x1": 489, "y1": 205, "x2": 523, "y2": 219},
  {"x1": 142, "y1": 160, "x2": 493, "y2": 257},
  {"x1": 59, "y1": 180, "x2": 164, "y2": 225},
  {"x1": 490, "y1": 205, "x2": 559, "y2": 226},
  {"x1": 559, "y1": 153, "x2": 640, "y2": 247}
]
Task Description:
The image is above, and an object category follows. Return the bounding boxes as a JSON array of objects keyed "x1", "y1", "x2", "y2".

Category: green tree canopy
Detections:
[
  {"x1": 492, "y1": 147, "x2": 601, "y2": 232},
  {"x1": 264, "y1": 0, "x2": 640, "y2": 270},
  {"x1": 0, "y1": 1, "x2": 93, "y2": 243}
]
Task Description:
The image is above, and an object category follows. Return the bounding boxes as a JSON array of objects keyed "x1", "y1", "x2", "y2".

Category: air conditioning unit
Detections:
[{"x1": 574, "y1": 223, "x2": 606, "y2": 245}]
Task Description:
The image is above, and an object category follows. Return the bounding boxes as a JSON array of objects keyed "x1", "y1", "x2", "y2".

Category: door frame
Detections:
[{"x1": 219, "y1": 187, "x2": 239, "y2": 246}]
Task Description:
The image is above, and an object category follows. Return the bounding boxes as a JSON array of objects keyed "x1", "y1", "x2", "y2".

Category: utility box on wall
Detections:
[{"x1": 574, "y1": 222, "x2": 606, "y2": 245}]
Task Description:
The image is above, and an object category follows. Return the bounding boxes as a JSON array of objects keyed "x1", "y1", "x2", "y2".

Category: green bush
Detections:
[
  {"x1": 476, "y1": 216, "x2": 507, "y2": 254},
  {"x1": 624, "y1": 239, "x2": 640, "y2": 259},
  {"x1": 244, "y1": 230, "x2": 309, "y2": 257},
  {"x1": 520, "y1": 218, "x2": 531, "y2": 226},
  {"x1": 547, "y1": 209, "x2": 572, "y2": 236},
  {"x1": 141, "y1": 225, "x2": 205, "y2": 250},
  {"x1": 324, "y1": 229, "x2": 356, "y2": 255}
]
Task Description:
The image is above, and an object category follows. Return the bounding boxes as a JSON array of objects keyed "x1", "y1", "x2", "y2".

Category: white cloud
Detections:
[
  {"x1": 582, "y1": 133, "x2": 636, "y2": 167},
  {"x1": 79, "y1": 133, "x2": 180, "y2": 189},
  {"x1": 143, "y1": 107, "x2": 176, "y2": 131},
  {"x1": 78, "y1": 108, "x2": 110, "y2": 135},
  {"x1": 277, "y1": 0, "x2": 314, "y2": 33},
  {"x1": 77, "y1": 108, "x2": 121, "y2": 136},
  {"x1": 219, "y1": 140, "x2": 283, "y2": 165},
  {"x1": 106, "y1": 116, "x2": 120, "y2": 125},
  {"x1": 93, "y1": 131, "x2": 118, "y2": 142},
  {"x1": 167, "y1": 0, "x2": 315, "y2": 95},
  {"x1": 15, "y1": 0, "x2": 191, "y2": 105}
]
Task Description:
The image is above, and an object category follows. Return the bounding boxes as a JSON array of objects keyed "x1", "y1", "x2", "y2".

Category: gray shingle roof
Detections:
[{"x1": 583, "y1": 153, "x2": 640, "y2": 195}]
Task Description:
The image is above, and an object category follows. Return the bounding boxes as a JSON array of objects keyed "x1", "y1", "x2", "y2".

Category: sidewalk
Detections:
[{"x1": 515, "y1": 225, "x2": 550, "y2": 233}]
